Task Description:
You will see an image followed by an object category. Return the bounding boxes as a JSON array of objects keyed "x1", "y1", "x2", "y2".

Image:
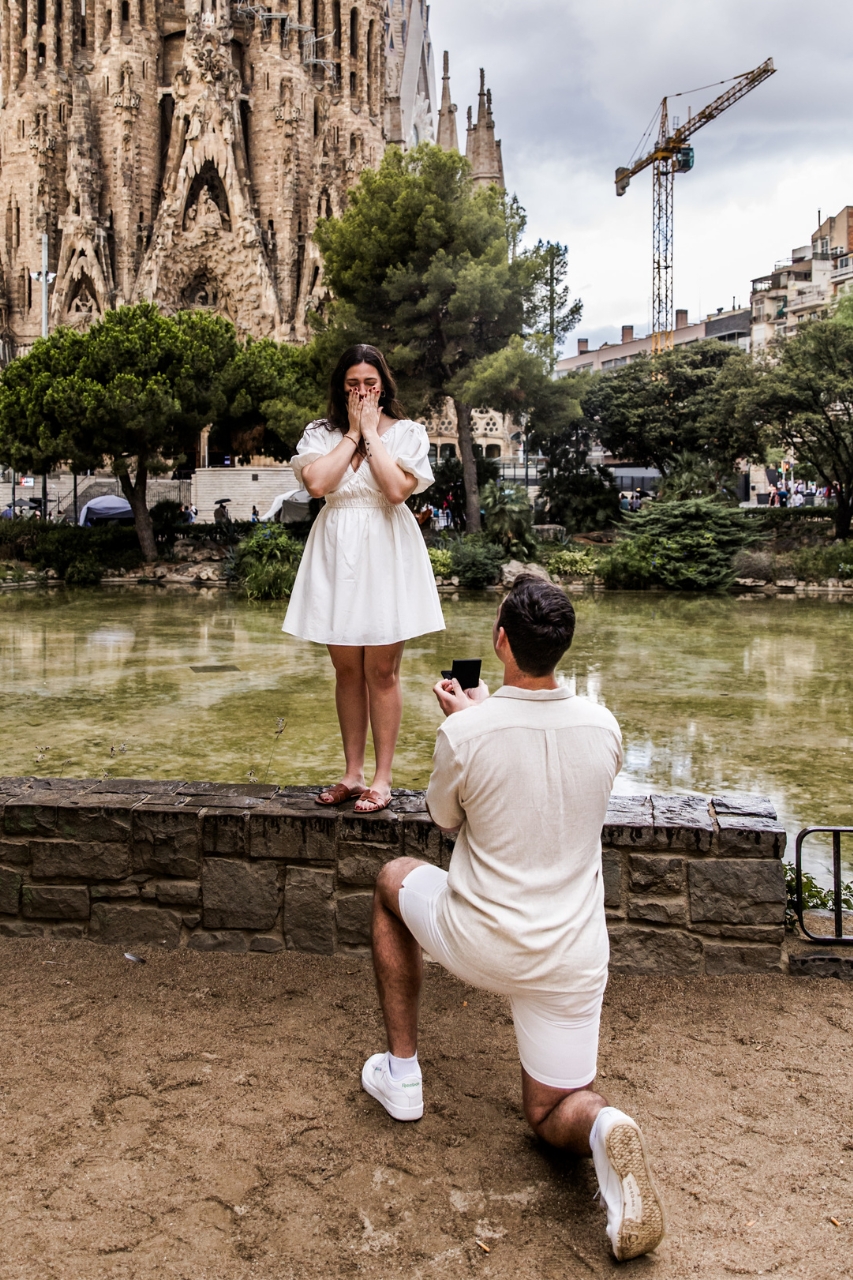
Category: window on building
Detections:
[
  {"x1": 37, "y1": 42, "x2": 46, "y2": 67},
  {"x1": 37, "y1": 0, "x2": 45, "y2": 27},
  {"x1": 121, "y1": 0, "x2": 129, "y2": 20},
  {"x1": 439, "y1": 444, "x2": 456, "y2": 460},
  {"x1": 485, "y1": 444, "x2": 501, "y2": 459},
  {"x1": 349, "y1": 70, "x2": 356, "y2": 96},
  {"x1": 349, "y1": 5, "x2": 358, "y2": 54}
]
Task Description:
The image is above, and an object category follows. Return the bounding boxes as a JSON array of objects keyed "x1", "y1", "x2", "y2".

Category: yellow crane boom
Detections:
[{"x1": 616, "y1": 58, "x2": 776, "y2": 351}]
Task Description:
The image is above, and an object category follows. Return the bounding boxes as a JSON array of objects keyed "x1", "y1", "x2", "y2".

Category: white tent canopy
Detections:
[
  {"x1": 260, "y1": 489, "x2": 312, "y2": 523},
  {"x1": 79, "y1": 494, "x2": 134, "y2": 525}
]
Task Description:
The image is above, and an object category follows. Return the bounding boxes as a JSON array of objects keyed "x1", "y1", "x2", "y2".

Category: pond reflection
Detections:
[{"x1": 1, "y1": 586, "x2": 851, "y2": 881}]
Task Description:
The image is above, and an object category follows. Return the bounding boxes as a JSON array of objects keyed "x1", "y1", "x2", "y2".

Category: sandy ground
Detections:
[{"x1": 1, "y1": 941, "x2": 851, "y2": 1280}]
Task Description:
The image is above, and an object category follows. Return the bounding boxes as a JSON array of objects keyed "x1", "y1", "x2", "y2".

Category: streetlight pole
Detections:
[{"x1": 30, "y1": 232, "x2": 56, "y2": 519}]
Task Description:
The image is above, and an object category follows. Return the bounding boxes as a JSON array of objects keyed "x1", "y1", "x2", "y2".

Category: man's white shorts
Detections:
[{"x1": 398, "y1": 863, "x2": 603, "y2": 1091}]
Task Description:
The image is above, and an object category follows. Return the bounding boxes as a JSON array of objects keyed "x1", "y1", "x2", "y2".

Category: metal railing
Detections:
[{"x1": 794, "y1": 827, "x2": 853, "y2": 945}]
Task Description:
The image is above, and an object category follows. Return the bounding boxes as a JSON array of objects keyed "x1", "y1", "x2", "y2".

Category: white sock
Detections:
[{"x1": 387, "y1": 1051, "x2": 420, "y2": 1080}]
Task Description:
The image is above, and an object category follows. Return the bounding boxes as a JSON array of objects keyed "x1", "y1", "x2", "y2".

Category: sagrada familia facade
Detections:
[{"x1": 0, "y1": 0, "x2": 504, "y2": 354}]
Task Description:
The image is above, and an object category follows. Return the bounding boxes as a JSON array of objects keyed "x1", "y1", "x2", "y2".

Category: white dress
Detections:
[{"x1": 282, "y1": 419, "x2": 446, "y2": 646}]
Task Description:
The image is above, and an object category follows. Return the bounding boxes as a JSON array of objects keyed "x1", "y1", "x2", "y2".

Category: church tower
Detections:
[
  {"x1": 0, "y1": 0, "x2": 437, "y2": 353},
  {"x1": 465, "y1": 67, "x2": 503, "y2": 189},
  {"x1": 435, "y1": 48, "x2": 456, "y2": 151}
]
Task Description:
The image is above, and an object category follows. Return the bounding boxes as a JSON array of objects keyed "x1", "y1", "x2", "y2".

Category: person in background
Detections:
[
  {"x1": 251, "y1": 505, "x2": 260, "y2": 523},
  {"x1": 214, "y1": 501, "x2": 230, "y2": 524}
]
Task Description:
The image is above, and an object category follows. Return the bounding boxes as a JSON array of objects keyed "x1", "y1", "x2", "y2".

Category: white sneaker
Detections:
[
  {"x1": 591, "y1": 1107, "x2": 665, "y2": 1261},
  {"x1": 361, "y1": 1052, "x2": 424, "y2": 1122}
]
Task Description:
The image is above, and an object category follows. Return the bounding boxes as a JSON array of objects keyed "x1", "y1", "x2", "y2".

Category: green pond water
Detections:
[{"x1": 1, "y1": 587, "x2": 852, "y2": 882}]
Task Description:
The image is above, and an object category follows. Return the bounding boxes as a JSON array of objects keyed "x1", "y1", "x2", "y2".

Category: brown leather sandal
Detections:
[
  {"x1": 353, "y1": 788, "x2": 392, "y2": 814},
  {"x1": 315, "y1": 783, "x2": 365, "y2": 806}
]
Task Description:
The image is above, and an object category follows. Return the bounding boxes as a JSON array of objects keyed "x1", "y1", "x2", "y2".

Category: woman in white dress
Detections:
[{"x1": 283, "y1": 344, "x2": 445, "y2": 813}]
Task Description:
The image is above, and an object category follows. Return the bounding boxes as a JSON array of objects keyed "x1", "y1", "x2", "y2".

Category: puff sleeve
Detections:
[
  {"x1": 391, "y1": 420, "x2": 435, "y2": 495},
  {"x1": 289, "y1": 420, "x2": 335, "y2": 486}
]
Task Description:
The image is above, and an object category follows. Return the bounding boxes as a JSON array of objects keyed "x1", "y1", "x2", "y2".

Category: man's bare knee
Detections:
[{"x1": 375, "y1": 857, "x2": 426, "y2": 916}]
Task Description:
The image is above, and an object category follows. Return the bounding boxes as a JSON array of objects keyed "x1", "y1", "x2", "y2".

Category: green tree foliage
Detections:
[
  {"x1": 428, "y1": 455, "x2": 499, "y2": 529},
  {"x1": 583, "y1": 339, "x2": 761, "y2": 481},
  {"x1": 523, "y1": 240, "x2": 582, "y2": 372},
  {"x1": 0, "y1": 304, "x2": 238, "y2": 562},
  {"x1": 656, "y1": 450, "x2": 739, "y2": 503},
  {"x1": 314, "y1": 144, "x2": 534, "y2": 531},
  {"x1": 597, "y1": 499, "x2": 755, "y2": 591},
  {"x1": 228, "y1": 525, "x2": 304, "y2": 600},
  {"x1": 742, "y1": 318, "x2": 853, "y2": 539},
  {"x1": 213, "y1": 338, "x2": 325, "y2": 462},
  {"x1": 480, "y1": 479, "x2": 537, "y2": 557},
  {"x1": 451, "y1": 338, "x2": 616, "y2": 534}
]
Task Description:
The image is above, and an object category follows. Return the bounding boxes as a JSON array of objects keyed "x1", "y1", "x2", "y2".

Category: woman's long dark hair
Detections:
[{"x1": 326, "y1": 344, "x2": 407, "y2": 433}]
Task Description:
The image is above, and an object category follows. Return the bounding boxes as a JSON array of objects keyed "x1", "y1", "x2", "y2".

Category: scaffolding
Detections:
[{"x1": 230, "y1": 3, "x2": 338, "y2": 82}]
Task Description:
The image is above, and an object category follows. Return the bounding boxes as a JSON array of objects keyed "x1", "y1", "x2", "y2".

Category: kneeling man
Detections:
[{"x1": 361, "y1": 575, "x2": 665, "y2": 1262}]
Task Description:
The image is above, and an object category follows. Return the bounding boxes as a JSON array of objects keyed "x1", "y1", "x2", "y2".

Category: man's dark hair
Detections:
[{"x1": 498, "y1": 575, "x2": 576, "y2": 677}]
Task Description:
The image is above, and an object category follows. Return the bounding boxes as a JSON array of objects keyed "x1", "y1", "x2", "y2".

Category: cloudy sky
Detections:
[{"x1": 428, "y1": 0, "x2": 851, "y2": 354}]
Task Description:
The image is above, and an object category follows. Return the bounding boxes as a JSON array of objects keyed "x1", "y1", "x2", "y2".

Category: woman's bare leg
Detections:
[
  {"x1": 358, "y1": 642, "x2": 405, "y2": 806},
  {"x1": 327, "y1": 645, "x2": 369, "y2": 791}
]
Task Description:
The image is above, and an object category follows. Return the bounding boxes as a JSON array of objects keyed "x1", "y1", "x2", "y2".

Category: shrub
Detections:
[
  {"x1": 229, "y1": 525, "x2": 304, "y2": 600},
  {"x1": 597, "y1": 499, "x2": 756, "y2": 591},
  {"x1": 784, "y1": 862, "x2": 853, "y2": 930},
  {"x1": 0, "y1": 522, "x2": 144, "y2": 581},
  {"x1": 789, "y1": 544, "x2": 853, "y2": 583},
  {"x1": 64, "y1": 554, "x2": 104, "y2": 586},
  {"x1": 481, "y1": 480, "x2": 537, "y2": 558},
  {"x1": 545, "y1": 546, "x2": 598, "y2": 578},
  {"x1": 428, "y1": 547, "x2": 453, "y2": 577},
  {"x1": 732, "y1": 548, "x2": 779, "y2": 582},
  {"x1": 448, "y1": 535, "x2": 505, "y2": 588}
]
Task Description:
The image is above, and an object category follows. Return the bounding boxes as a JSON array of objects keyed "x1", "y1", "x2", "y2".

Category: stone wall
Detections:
[{"x1": 0, "y1": 778, "x2": 788, "y2": 972}]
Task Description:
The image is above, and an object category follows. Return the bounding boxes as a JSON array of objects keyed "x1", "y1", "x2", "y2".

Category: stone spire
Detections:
[
  {"x1": 436, "y1": 51, "x2": 458, "y2": 152},
  {"x1": 465, "y1": 68, "x2": 505, "y2": 190}
]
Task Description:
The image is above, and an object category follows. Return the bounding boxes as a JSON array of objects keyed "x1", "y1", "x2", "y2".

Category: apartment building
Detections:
[
  {"x1": 555, "y1": 306, "x2": 751, "y2": 377},
  {"x1": 750, "y1": 205, "x2": 853, "y2": 349}
]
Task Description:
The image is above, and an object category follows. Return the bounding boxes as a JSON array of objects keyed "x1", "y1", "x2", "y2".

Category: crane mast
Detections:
[{"x1": 616, "y1": 58, "x2": 776, "y2": 352}]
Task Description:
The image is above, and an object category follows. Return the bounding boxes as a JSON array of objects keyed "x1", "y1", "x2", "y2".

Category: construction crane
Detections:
[{"x1": 615, "y1": 58, "x2": 776, "y2": 352}]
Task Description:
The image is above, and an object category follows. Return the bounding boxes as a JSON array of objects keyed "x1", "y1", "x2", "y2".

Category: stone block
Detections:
[
  {"x1": 249, "y1": 933, "x2": 284, "y2": 953},
  {"x1": 602, "y1": 850, "x2": 622, "y2": 909},
  {"x1": 201, "y1": 809, "x2": 249, "y2": 856},
  {"x1": 202, "y1": 858, "x2": 280, "y2": 930},
  {"x1": 188, "y1": 929, "x2": 249, "y2": 953},
  {"x1": 608, "y1": 925, "x2": 703, "y2": 974},
  {"x1": 0, "y1": 867, "x2": 22, "y2": 914},
  {"x1": 182, "y1": 912, "x2": 201, "y2": 928},
  {"x1": 712, "y1": 794, "x2": 777, "y2": 820},
  {"x1": 248, "y1": 809, "x2": 339, "y2": 862},
  {"x1": 151, "y1": 879, "x2": 201, "y2": 907},
  {"x1": 788, "y1": 955, "x2": 853, "y2": 979},
  {"x1": 284, "y1": 866, "x2": 335, "y2": 954},
  {"x1": 50, "y1": 922, "x2": 87, "y2": 939},
  {"x1": 650, "y1": 795, "x2": 714, "y2": 853},
  {"x1": 179, "y1": 781, "x2": 278, "y2": 802},
  {"x1": 339, "y1": 813, "x2": 402, "y2": 849},
  {"x1": 688, "y1": 860, "x2": 786, "y2": 925},
  {"x1": 0, "y1": 919, "x2": 45, "y2": 938},
  {"x1": 89, "y1": 903, "x2": 182, "y2": 949},
  {"x1": 131, "y1": 807, "x2": 201, "y2": 877},
  {"x1": 714, "y1": 813, "x2": 787, "y2": 858},
  {"x1": 0, "y1": 840, "x2": 31, "y2": 867},
  {"x1": 55, "y1": 801, "x2": 134, "y2": 844},
  {"x1": 91, "y1": 882, "x2": 140, "y2": 899},
  {"x1": 402, "y1": 817, "x2": 445, "y2": 866},
  {"x1": 336, "y1": 892, "x2": 373, "y2": 946},
  {"x1": 628, "y1": 855, "x2": 685, "y2": 896},
  {"x1": 21, "y1": 885, "x2": 90, "y2": 919},
  {"x1": 602, "y1": 796, "x2": 655, "y2": 849},
  {"x1": 627, "y1": 897, "x2": 688, "y2": 926},
  {"x1": 703, "y1": 942, "x2": 783, "y2": 974},
  {"x1": 337, "y1": 841, "x2": 400, "y2": 886},
  {"x1": 31, "y1": 840, "x2": 131, "y2": 881},
  {"x1": 690, "y1": 922, "x2": 785, "y2": 943},
  {"x1": 4, "y1": 800, "x2": 56, "y2": 838}
]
